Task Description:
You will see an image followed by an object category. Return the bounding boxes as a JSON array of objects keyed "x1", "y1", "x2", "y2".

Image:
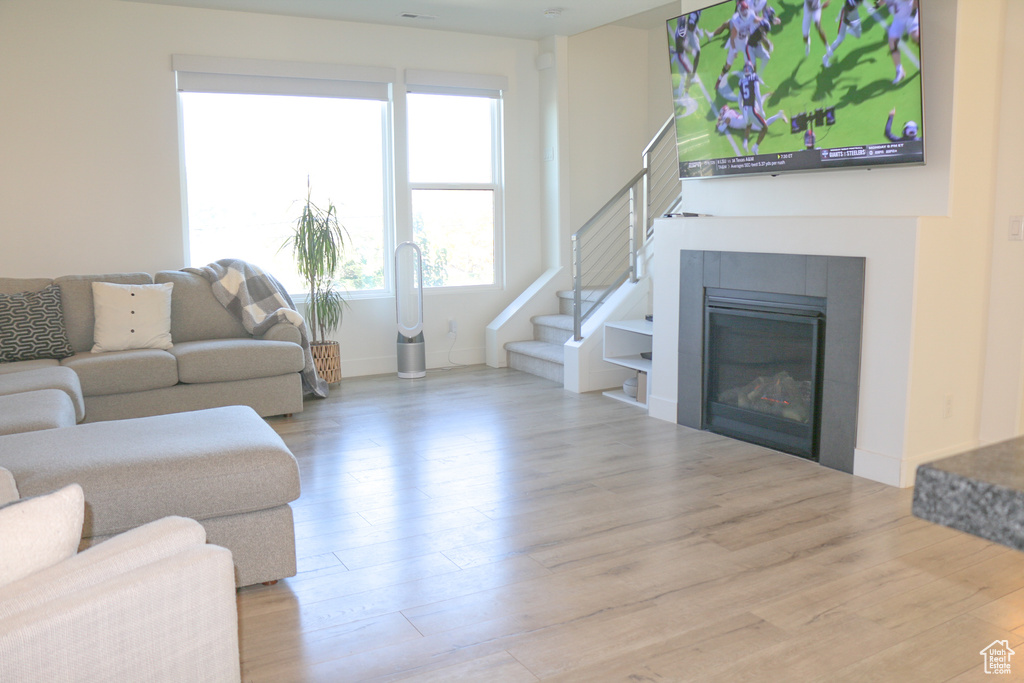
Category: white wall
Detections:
[
  {"x1": 0, "y1": 0, "x2": 545, "y2": 377},
  {"x1": 538, "y1": 36, "x2": 572, "y2": 271},
  {"x1": 979, "y1": 0, "x2": 1024, "y2": 444},
  {"x1": 647, "y1": 21, "x2": 674, "y2": 136},
  {"x1": 906, "y1": 0, "x2": 1004, "y2": 464},
  {"x1": 565, "y1": 25, "x2": 654, "y2": 231}
]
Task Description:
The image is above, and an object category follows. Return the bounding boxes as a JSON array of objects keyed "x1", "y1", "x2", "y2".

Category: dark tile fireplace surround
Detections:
[{"x1": 677, "y1": 251, "x2": 865, "y2": 473}]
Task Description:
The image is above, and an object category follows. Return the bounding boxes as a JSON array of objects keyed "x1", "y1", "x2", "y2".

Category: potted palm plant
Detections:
[{"x1": 282, "y1": 182, "x2": 347, "y2": 384}]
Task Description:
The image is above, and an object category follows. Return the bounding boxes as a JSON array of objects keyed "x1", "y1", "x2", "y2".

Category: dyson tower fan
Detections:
[{"x1": 395, "y1": 241, "x2": 426, "y2": 378}]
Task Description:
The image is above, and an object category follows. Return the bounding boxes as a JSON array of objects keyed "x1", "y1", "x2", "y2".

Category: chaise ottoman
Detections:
[{"x1": 0, "y1": 405, "x2": 300, "y2": 586}]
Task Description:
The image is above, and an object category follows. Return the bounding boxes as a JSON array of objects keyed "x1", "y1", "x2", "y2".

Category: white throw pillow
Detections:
[
  {"x1": 0, "y1": 483, "x2": 85, "y2": 588},
  {"x1": 91, "y1": 282, "x2": 173, "y2": 353}
]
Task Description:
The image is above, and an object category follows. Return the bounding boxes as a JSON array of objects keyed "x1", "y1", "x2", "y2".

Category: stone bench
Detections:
[{"x1": 0, "y1": 405, "x2": 301, "y2": 586}]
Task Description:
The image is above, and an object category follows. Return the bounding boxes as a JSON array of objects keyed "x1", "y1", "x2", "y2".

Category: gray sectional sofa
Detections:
[
  {"x1": 0, "y1": 270, "x2": 305, "y2": 421},
  {"x1": 0, "y1": 270, "x2": 307, "y2": 586}
]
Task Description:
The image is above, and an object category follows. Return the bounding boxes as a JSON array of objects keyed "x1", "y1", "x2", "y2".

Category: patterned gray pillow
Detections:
[{"x1": 0, "y1": 283, "x2": 75, "y2": 362}]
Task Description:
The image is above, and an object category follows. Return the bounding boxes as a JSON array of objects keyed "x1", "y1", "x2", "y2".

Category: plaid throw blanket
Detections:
[{"x1": 185, "y1": 259, "x2": 329, "y2": 399}]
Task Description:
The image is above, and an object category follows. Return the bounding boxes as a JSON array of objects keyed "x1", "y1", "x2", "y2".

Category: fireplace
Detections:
[
  {"x1": 675, "y1": 251, "x2": 865, "y2": 473},
  {"x1": 703, "y1": 289, "x2": 826, "y2": 460}
]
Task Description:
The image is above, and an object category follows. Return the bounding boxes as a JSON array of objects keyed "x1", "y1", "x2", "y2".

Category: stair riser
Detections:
[
  {"x1": 558, "y1": 299, "x2": 600, "y2": 317},
  {"x1": 534, "y1": 325, "x2": 572, "y2": 345},
  {"x1": 508, "y1": 352, "x2": 564, "y2": 384}
]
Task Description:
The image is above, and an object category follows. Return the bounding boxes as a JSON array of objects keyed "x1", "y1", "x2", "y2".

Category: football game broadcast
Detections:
[{"x1": 667, "y1": 0, "x2": 924, "y2": 179}]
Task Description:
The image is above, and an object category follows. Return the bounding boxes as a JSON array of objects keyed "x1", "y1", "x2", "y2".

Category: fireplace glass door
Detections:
[{"x1": 703, "y1": 290, "x2": 825, "y2": 460}]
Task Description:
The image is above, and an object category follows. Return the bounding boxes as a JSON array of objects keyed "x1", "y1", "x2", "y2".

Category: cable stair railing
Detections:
[{"x1": 571, "y1": 115, "x2": 681, "y2": 341}]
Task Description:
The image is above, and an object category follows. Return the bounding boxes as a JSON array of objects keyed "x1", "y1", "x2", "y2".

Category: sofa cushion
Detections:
[
  {"x1": 0, "y1": 390, "x2": 77, "y2": 435},
  {"x1": 171, "y1": 339, "x2": 304, "y2": 384},
  {"x1": 61, "y1": 349, "x2": 178, "y2": 397},
  {"x1": 154, "y1": 271, "x2": 249, "y2": 343},
  {"x1": 54, "y1": 274, "x2": 154, "y2": 353},
  {"x1": 0, "y1": 367, "x2": 85, "y2": 422},
  {"x1": 0, "y1": 284, "x2": 75, "y2": 363},
  {"x1": 0, "y1": 359, "x2": 60, "y2": 375},
  {"x1": 0, "y1": 483, "x2": 84, "y2": 588},
  {"x1": 91, "y1": 282, "x2": 174, "y2": 353},
  {"x1": 0, "y1": 406, "x2": 301, "y2": 538}
]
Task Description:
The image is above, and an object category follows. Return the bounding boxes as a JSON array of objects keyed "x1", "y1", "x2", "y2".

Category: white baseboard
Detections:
[
  {"x1": 852, "y1": 448, "x2": 903, "y2": 487},
  {"x1": 647, "y1": 396, "x2": 676, "y2": 423},
  {"x1": 853, "y1": 439, "x2": 978, "y2": 488},
  {"x1": 339, "y1": 347, "x2": 486, "y2": 378}
]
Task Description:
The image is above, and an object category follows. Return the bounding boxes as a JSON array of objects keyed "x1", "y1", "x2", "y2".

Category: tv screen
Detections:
[{"x1": 667, "y1": 0, "x2": 924, "y2": 179}]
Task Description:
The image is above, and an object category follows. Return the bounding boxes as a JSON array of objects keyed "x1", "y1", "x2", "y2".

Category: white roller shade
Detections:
[
  {"x1": 174, "y1": 55, "x2": 395, "y2": 101},
  {"x1": 405, "y1": 69, "x2": 507, "y2": 98}
]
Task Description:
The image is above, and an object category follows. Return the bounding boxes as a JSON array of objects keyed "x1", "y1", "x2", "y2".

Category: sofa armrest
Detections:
[
  {"x1": 0, "y1": 516, "x2": 206, "y2": 621},
  {"x1": 0, "y1": 466, "x2": 17, "y2": 505},
  {"x1": 257, "y1": 321, "x2": 302, "y2": 345},
  {"x1": 0, "y1": 543, "x2": 240, "y2": 683}
]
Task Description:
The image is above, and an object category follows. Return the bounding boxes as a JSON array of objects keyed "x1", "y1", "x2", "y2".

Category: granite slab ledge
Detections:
[{"x1": 912, "y1": 436, "x2": 1024, "y2": 551}]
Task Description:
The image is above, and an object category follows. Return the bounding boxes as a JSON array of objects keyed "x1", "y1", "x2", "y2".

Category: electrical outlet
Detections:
[
  {"x1": 943, "y1": 393, "x2": 953, "y2": 420},
  {"x1": 1011, "y1": 216, "x2": 1024, "y2": 241},
  {"x1": 447, "y1": 319, "x2": 457, "y2": 337}
]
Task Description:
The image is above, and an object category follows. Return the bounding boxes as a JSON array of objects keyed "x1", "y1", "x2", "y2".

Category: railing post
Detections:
[
  {"x1": 572, "y1": 234, "x2": 582, "y2": 341},
  {"x1": 628, "y1": 183, "x2": 638, "y2": 284},
  {"x1": 642, "y1": 140, "x2": 652, "y2": 240}
]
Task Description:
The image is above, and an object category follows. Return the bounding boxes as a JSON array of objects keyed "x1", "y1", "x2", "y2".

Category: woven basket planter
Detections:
[{"x1": 311, "y1": 341, "x2": 342, "y2": 384}]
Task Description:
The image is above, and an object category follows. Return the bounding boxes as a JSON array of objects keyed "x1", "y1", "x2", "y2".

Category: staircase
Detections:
[
  {"x1": 490, "y1": 115, "x2": 679, "y2": 388},
  {"x1": 504, "y1": 290, "x2": 603, "y2": 384}
]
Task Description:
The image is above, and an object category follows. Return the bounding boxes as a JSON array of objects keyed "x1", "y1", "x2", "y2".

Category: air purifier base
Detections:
[{"x1": 397, "y1": 332, "x2": 426, "y2": 379}]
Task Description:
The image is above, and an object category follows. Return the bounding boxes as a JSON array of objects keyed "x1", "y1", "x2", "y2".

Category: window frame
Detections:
[{"x1": 403, "y1": 71, "x2": 507, "y2": 292}]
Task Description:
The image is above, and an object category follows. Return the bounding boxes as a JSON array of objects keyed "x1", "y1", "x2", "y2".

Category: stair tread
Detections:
[
  {"x1": 556, "y1": 289, "x2": 605, "y2": 302},
  {"x1": 505, "y1": 340, "x2": 564, "y2": 365},
  {"x1": 532, "y1": 314, "x2": 574, "y2": 330}
]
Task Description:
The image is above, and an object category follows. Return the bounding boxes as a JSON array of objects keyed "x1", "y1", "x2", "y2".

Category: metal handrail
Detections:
[
  {"x1": 573, "y1": 169, "x2": 647, "y2": 240},
  {"x1": 643, "y1": 116, "x2": 679, "y2": 236},
  {"x1": 571, "y1": 116, "x2": 680, "y2": 341},
  {"x1": 571, "y1": 170, "x2": 645, "y2": 341}
]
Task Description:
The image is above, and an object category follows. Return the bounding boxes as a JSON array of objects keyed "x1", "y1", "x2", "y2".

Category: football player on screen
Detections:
[
  {"x1": 823, "y1": 0, "x2": 865, "y2": 68},
  {"x1": 669, "y1": 17, "x2": 694, "y2": 100},
  {"x1": 713, "y1": 2, "x2": 761, "y2": 93},
  {"x1": 717, "y1": 103, "x2": 788, "y2": 134},
  {"x1": 884, "y1": 108, "x2": 921, "y2": 141},
  {"x1": 747, "y1": 5, "x2": 778, "y2": 71},
  {"x1": 742, "y1": 0, "x2": 780, "y2": 18},
  {"x1": 802, "y1": 0, "x2": 832, "y2": 58},
  {"x1": 876, "y1": 0, "x2": 919, "y2": 84},
  {"x1": 738, "y1": 61, "x2": 770, "y2": 154},
  {"x1": 680, "y1": 11, "x2": 703, "y2": 96}
]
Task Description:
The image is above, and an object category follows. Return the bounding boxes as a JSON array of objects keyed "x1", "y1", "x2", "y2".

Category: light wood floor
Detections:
[{"x1": 239, "y1": 366, "x2": 1024, "y2": 682}]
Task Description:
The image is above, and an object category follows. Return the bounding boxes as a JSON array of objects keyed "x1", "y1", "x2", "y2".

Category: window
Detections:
[
  {"x1": 180, "y1": 93, "x2": 388, "y2": 294},
  {"x1": 407, "y1": 91, "x2": 503, "y2": 288},
  {"x1": 175, "y1": 58, "x2": 506, "y2": 297},
  {"x1": 175, "y1": 56, "x2": 394, "y2": 295}
]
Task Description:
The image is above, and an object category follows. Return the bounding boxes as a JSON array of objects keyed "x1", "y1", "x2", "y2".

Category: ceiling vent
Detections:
[{"x1": 399, "y1": 12, "x2": 437, "y2": 20}]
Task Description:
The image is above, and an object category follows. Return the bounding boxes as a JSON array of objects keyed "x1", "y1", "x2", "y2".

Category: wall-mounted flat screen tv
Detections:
[{"x1": 667, "y1": 0, "x2": 924, "y2": 179}]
